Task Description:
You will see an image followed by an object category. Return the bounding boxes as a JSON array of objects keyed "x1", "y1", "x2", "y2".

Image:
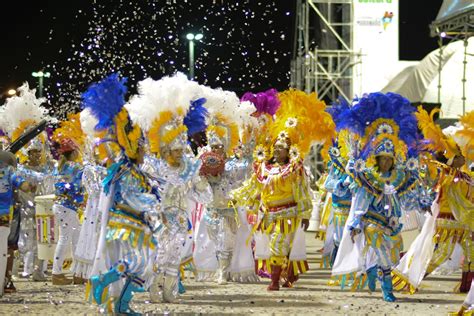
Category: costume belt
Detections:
[
  {"x1": 363, "y1": 211, "x2": 389, "y2": 227},
  {"x1": 115, "y1": 203, "x2": 144, "y2": 219},
  {"x1": 266, "y1": 202, "x2": 297, "y2": 213}
]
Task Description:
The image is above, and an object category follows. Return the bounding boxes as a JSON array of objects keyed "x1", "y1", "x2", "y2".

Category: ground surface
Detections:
[{"x1": 0, "y1": 233, "x2": 466, "y2": 315}]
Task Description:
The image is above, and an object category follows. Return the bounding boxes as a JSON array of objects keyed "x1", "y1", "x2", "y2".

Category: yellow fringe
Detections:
[{"x1": 391, "y1": 270, "x2": 417, "y2": 294}]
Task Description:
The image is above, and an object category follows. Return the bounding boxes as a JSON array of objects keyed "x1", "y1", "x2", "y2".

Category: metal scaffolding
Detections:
[
  {"x1": 430, "y1": 2, "x2": 474, "y2": 115},
  {"x1": 291, "y1": 0, "x2": 361, "y2": 103}
]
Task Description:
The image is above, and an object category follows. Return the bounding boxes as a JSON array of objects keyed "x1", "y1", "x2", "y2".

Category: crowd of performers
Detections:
[{"x1": 0, "y1": 72, "x2": 473, "y2": 315}]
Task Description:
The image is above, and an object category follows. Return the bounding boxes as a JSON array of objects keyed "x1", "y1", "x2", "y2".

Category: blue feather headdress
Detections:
[
  {"x1": 184, "y1": 98, "x2": 208, "y2": 136},
  {"x1": 327, "y1": 97, "x2": 352, "y2": 132},
  {"x1": 337, "y1": 92, "x2": 418, "y2": 162},
  {"x1": 81, "y1": 73, "x2": 128, "y2": 130}
]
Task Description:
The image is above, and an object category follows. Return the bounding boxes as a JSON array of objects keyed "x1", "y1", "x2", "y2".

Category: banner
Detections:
[{"x1": 353, "y1": 0, "x2": 399, "y2": 96}]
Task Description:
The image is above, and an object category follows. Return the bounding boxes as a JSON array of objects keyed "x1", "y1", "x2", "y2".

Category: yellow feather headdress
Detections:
[
  {"x1": 148, "y1": 109, "x2": 188, "y2": 158},
  {"x1": 269, "y1": 89, "x2": 335, "y2": 160},
  {"x1": 53, "y1": 113, "x2": 85, "y2": 149},
  {"x1": 454, "y1": 110, "x2": 474, "y2": 164},
  {"x1": 415, "y1": 106, "x2": 460, "y2": 159}
]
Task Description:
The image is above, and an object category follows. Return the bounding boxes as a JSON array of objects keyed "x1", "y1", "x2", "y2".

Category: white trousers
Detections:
[{"x1": 52, "y1": 204, "x2": 80, "y2": 274}]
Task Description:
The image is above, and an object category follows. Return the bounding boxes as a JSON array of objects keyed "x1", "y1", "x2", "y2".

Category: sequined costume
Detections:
[
  {"x1": 331, "y1": 92, "x2": 424, "y2": 302},
  {"x1": 392, "y1": 108, "x2": 474, "y2": 295},
  {"x1": 16, "y1": 164, "x2": 51, "y2": 279},
  {"x1": 233, "y1": 89, "x2": 335, "y2": 291},
  {"x1": 193, "y1": 85, "x2": 258, "y2": 284},
  {"x1": 195, "y1": 156, "x2": 258, "y2": 283},
  {"x1": 84, "y1": 73, "x2": 158, "y2": 315},
  {"x1": 233, "y1": 156, "x2": 313, "y2": 280},
  {"x1": 90, "y1": 158, "x2": 159, "y2": 310},
  {"x1": 144, "y1": 154, "x2": 212, "y2": 302},
  {"x1": 321, "y1": 159, "x2": 352, "y2": 268},
  {"x1": 124, "y1": 73, "x2": 212, "y2": 303}
]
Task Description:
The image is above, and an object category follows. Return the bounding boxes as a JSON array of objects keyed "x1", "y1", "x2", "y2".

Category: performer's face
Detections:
[
  {"x1": 170, "y1": 148, "x2": 184, "y2": 163},
  {"x1": 27, "y1": 149, "x2": 42, "y2": 167},
  {"x1": 376, "y1": 155, "x2": 394, "y2": 173},
  {"x1": 273, "y1": 143, "x2": 289, "y2": 164},
  {"x1": 210, "y1": 144, "x2": 225, "y2": 157}
]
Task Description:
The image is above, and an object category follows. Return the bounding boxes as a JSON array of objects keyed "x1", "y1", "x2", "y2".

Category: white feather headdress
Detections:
[{"x1": 2, "y1": 82, "x2": 48, "y2": 139}]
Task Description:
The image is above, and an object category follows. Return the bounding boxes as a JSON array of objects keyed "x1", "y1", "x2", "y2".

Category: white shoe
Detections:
[
  {"x1": 162, "y1": 277, "x2": 178, "y2": 303},
  {"x1": 216, "y1": 258, "x2": 230, "y2": 285},
  {"x1": 217, "y1": 269, "x2": 227, "y2": 285}
]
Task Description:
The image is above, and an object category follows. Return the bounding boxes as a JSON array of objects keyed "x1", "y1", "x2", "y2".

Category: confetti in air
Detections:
[{"x1": 42, "y1": 0, "x2": 292, "y2": 119}]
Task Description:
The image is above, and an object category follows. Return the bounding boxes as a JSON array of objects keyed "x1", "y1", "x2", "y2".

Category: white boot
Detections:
[
  {"x1": 149, "y1": 274, "x2": 164, "y2": 303},
  {"x1": 162, "y1": 276, "x2": 178, "y2": 303},
  {"x1": 217, "y1": 258, "x2": 230, "y2": 285}
]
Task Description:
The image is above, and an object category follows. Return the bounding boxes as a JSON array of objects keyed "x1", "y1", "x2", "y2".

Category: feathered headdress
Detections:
[
  {"x1": 453, "y1": 110, "x2": 474, "y2": 164},
  {"x1": 415, "y1": 106, "x2": 461, "y2": 161},
  {"x1": 82, "y1": 73, "x2": 127, "y2": 130},
  {"x1": 2, "y1": 82, "x2": 50, "y2": 162},
  {"x1": 235, "y1": 100, "x2": 259, "y2": 150},
  {"x1": 201, "y1": 86, "x2": 241, "y2": 157},
  {"x1": 337, "y1": 92, "x2": 418, "y2": 164},
  {"x1": 240, "y1": 88, "x2": 281, "y2": 118},
  {"x1": 183, "y1": 98, "x2": 208, "y2": 137},
  {"x1": 81, "y1": 73, "x2": 141, "y2": 160},
  {"x1": 53, "y1": 113, "x2": 85, "y2": 156},
  {"x1": 326, "y1": 98, "x2": 354, "y2": 163},
  {"x1": 126, "y1": 73, "x2": 203, "y2": 159},
  {"x1": 268, "y1": 89, "x2": 335, "y2": 161}
]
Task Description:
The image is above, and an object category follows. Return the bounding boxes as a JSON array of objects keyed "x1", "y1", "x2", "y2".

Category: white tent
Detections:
[{"x1": 382, "y1": 37, "x2": 473, "y2": 119}]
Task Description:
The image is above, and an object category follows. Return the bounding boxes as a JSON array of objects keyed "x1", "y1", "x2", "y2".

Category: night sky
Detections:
[{"x1": 0, "y1": 0, "x2": 443, "y2": 117}]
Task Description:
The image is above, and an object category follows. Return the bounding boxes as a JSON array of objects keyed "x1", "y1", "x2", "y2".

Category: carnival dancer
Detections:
[
  {"x1": 193, "y1": 86, "x2": 258, "y2": 284},
  {"x1": 392, "y1": 108, "x2": 474, "y2": 296},
  {"x1": 125, "y1": 73, "x2": 212, "y2": 303},
  {"x1": 321, "y1": 99, "x2": 354, "y2": 269},
  {"x1": 0, "y1": 150, "x2": 31, "y2": 297},
  {"x1": 50, "y1": 135, "x2": 84, "y2": 285},
  {"x1": 16, "y1": 141, "x2": 52, "y2": 281},
  {"x1": 232, "y1": 89, "x2": 335, "y2": 291},
  {"x1": 84, "y1": 74, "x2": 160, "y2": 315},
  {"x1": 1, "y1": 83, "x2": 50, "y2": 292},
  {"x1": 332, "y1": 92, "x2": 426, "y2": 302}
]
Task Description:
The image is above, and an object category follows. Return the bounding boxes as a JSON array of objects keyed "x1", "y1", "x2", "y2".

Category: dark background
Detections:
[{"x1": 0, "y1": 0, "x2": 443, "y2": 117}]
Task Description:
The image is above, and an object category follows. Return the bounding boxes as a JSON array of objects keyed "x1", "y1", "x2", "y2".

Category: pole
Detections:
[
  {"x1": 437, "y1": 36, "x2": 443, "y2": 105},
  {"x1": 462, "y1": 34, "x2": 468, "y2": 115},
  {"x1": 189, "y1": 40, "x2": 195, "y2": 80},
  {"x1": 38, "y1": 76, "x2": 44, "y2": 98}
]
